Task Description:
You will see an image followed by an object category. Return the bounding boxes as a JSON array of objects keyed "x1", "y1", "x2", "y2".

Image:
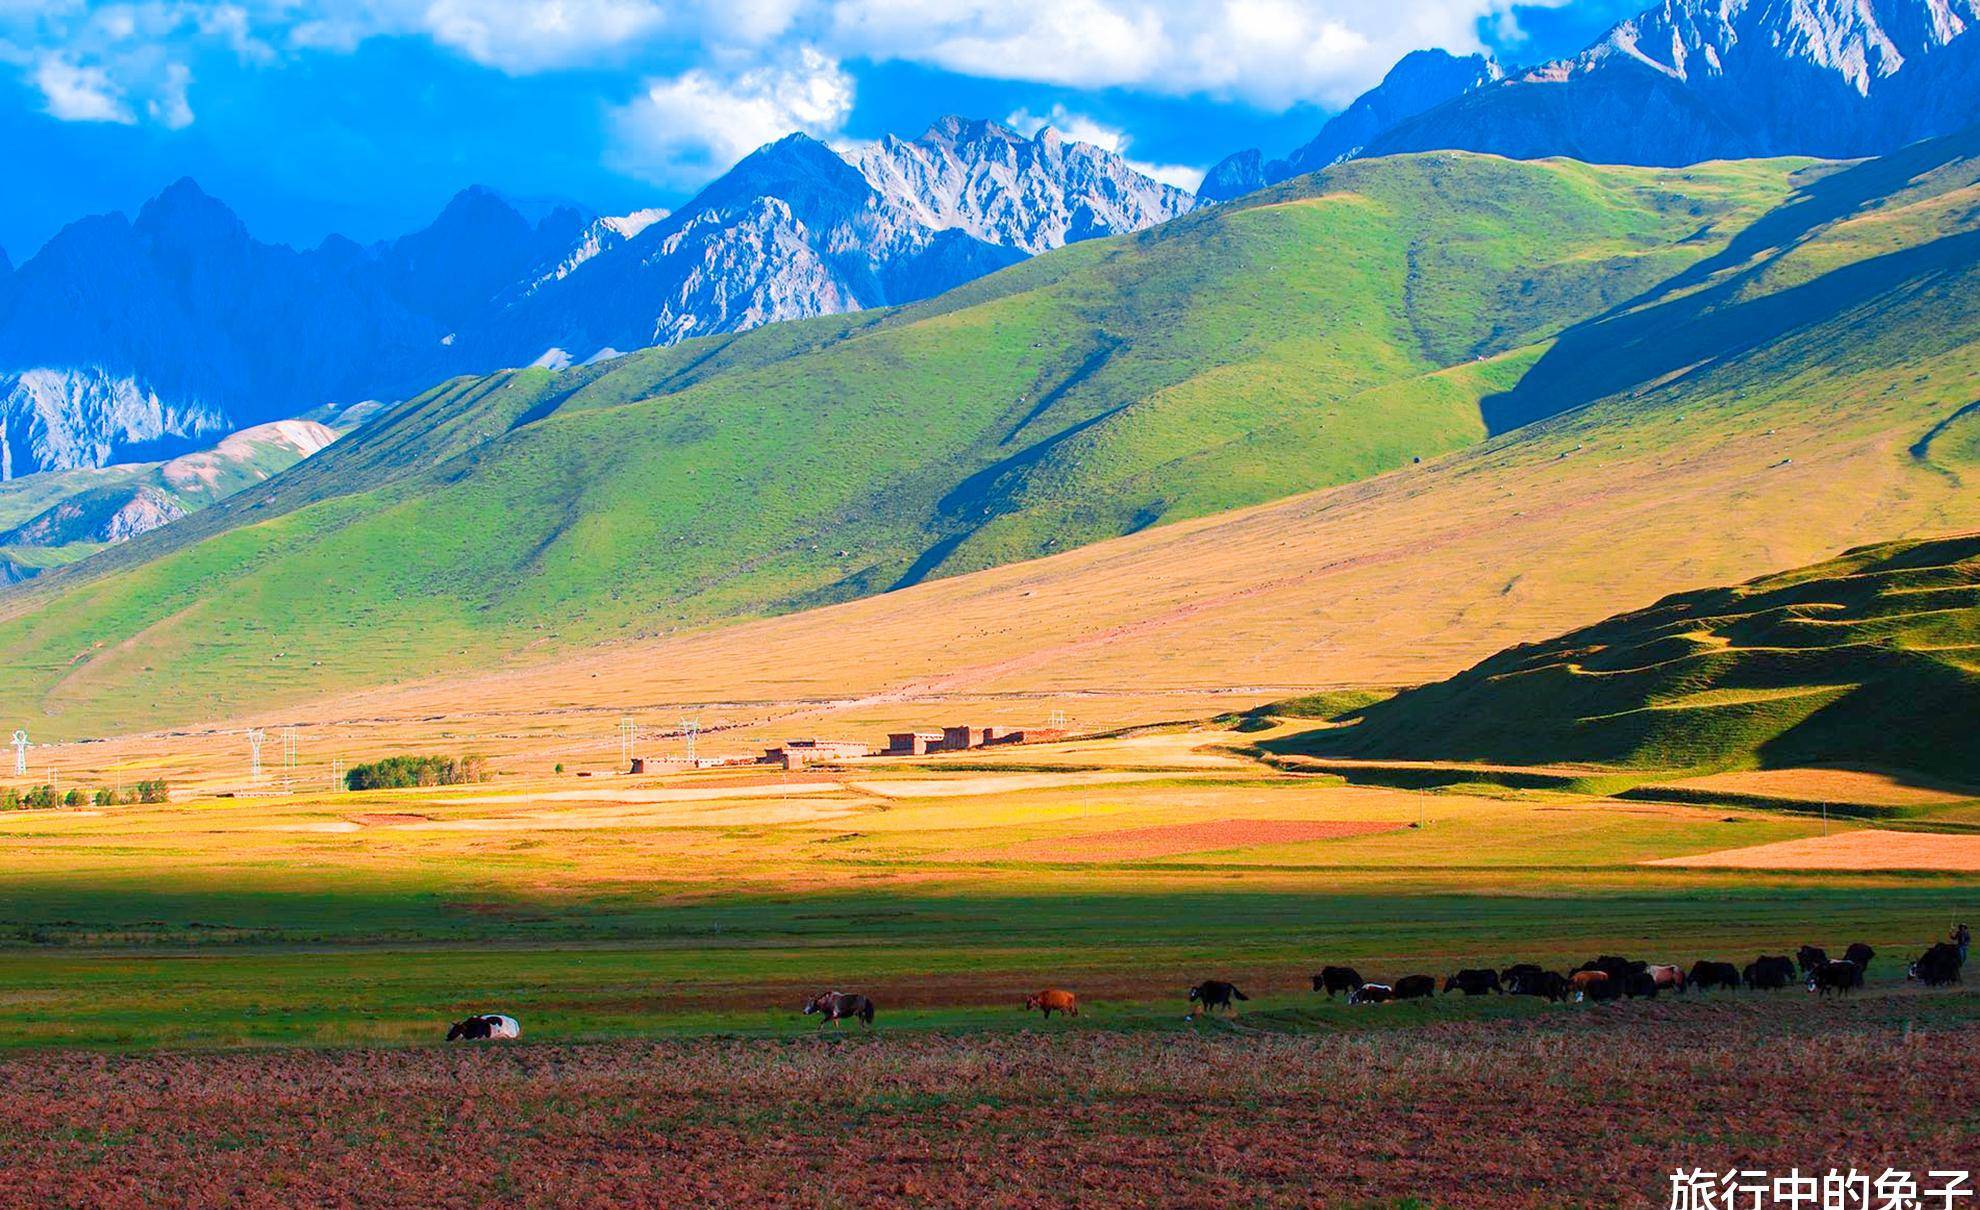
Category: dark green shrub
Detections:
[{"x1": 344, "y1": 755, "x2": 491, "y2": 792}]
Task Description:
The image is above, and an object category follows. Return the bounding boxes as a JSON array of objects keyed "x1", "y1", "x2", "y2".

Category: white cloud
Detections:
[
  {"x1": 420, "y1": 0, "x2": 672, "y2": 72},
  {"x1": 147, "y1": 61, "x2": 195, "y2": 129},
  {"x1": 1128, "y1": 159, "x2": 1205, "y2": 191},
  {"x1": 32, "y1": 55, "x2": 133, "y2": 123},
  {"x1": 836, "y1": 0, "x2": 1565, "y2": 108},
  {"x1": 1006, "y1": 103, "x2": 1126, "y2": 153},
  {"x1": 5, "y1": 5, "x2": 222, "y2": 129},
  {"x1": 608, "y1": 47, "x2": 855, "y2": 186},
  {"x1": 1006, "y1": 103, "x2": 1205, "y2": 193}
]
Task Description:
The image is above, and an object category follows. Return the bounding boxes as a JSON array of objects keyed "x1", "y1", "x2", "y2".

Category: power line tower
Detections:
[
  {"x1": 330, "y1": 757, "x2": 345, "y2": 792},
  {"x1": 247, "y1": 728, "x2": 266, "y2": 783},
  {"x1": 682, "y1": 715, "x2": 700, "y2": 764},
  {"x1": 1048, "y1": 710, "x2": 1067, "y2": 730},
  {"x1": 9, "y1": 730, "x2": 25, "y2": 777},
  {"x1": 282, "y1": 727, "x2": 298, "y2": 793},
  {"x1": 618, "y1": 716, "x2": 636, "y2": 767}
]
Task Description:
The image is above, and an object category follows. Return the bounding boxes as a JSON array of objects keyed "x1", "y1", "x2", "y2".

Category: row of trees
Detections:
[
  {"x1": 343, "y1": 754, "x2": 489, "y2": 791},
  {"x1": 1, "y1": 780, "x2": 168, "y2": 810}
]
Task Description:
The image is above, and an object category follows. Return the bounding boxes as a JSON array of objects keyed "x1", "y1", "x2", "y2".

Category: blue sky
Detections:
[{"x1": 0, "y1": 1, "x2": 1644, "y2": 259}]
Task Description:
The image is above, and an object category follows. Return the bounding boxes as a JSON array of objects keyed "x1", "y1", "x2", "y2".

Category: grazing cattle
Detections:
[
  {"x1": 1688, "y1": 961, "x2": 1741, "y2": 992},
  {"x1": 1574, "y1": 956, "x2": 1647, "y2": 982},
  {"x1": 1311, "y1": 966, "x2": 1363, "y2": 997},
  {"x1": 1583, "y1": 972, "x2": 1625, "y2": 1002},
  {"x1": 1908, "y1": 942, "x2": 1964, "y2": 987},
  {"x1": 1646, "y1": 964, "x2": 1687, "y2": 994},
  {"x1": 1745, "y1": 955, "x2": 1796, "y2": 991},
  {"x1": 1395, "y1": 975, "x2": 1437, "y2": 1000},
  {"x1": 1349, "y1": 982, "x2": 1395, "y2": 1005},
  {"x1": 1506, "y1": 970, "x2": 1570, "y2": 1002},
  {"x1": 1024, "y1": 989, "x2": 1078, "y2": 1018},
  {"x1": 1186, "y1": 981, "x2": 1248, "y2": 1017},
  {"x1": 1501, "y1": 963, "x2": 1545, "y2": 987},
  {"x1": 1570, "y1": 970, "x2": 1610, "y2": 1000},
  {"x1": 803, "y1": 991, "x2": 876, "y2": 1029},
  {"x1": 1621, "y1": 970, "x2": 1660, "y2": 999},
  {"x1": 1843, "y1": 942, "x2": 1875, "y2": 971},
  {"x1": 1807, "y1": 960, "x2": 1863, "y2": 996},
  {"x1": 1797, "y1": 945, "x2": 1828, "y2": 974},
  {"x1": 1443, "y1": 969, "x2": 1502, "y2": 996},
  {"x1": 446, "y1": 1014, "x2": 520, "y2": 1042}
]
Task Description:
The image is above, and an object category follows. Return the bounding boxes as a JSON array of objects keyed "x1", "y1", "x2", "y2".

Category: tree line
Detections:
[
  {"x1": 343, "y1": 755, "x2": 489, "y2": 791},
  {"x1": 2, "y1": 780, "x2": 169, "y2": 809}
]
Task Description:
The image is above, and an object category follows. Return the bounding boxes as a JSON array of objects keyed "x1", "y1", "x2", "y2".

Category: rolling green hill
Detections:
[
  {"x1": 0, "y1": 152, "x2": 1809, "y2": 736},
  {"x1": 1275, "y1": 533, "x2": 1980, "y2": 782},
  {"x1": 0, "y1": 419, "x2": 339, "y2": 584}
]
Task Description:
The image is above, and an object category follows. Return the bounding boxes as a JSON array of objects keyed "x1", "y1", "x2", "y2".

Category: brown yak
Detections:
[{"x1": 1025, "y1": 989, "x2": 1079, "y2": 1018}]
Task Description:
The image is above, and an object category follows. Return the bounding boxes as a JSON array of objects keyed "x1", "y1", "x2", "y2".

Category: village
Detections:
[{"x1": 627, "y1": 724, "x2": 1069, "y2": 773}]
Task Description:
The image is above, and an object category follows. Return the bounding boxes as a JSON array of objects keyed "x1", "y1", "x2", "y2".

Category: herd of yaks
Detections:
[
  {"x1": 1180, "y1": 933, "x2": 1969, "y2": 1019},
  {"x1": 443, "y1": 935, "x2": 1970, "y2": 1039}
]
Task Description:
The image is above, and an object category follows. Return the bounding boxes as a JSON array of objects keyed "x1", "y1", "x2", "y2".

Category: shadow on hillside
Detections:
[
  {"x1": 1479, "y1": 226, "x2": 1980, "y2": 433},
  {"x1": 1642, "y1": 125, "x2": 1980, "y2": 307}
]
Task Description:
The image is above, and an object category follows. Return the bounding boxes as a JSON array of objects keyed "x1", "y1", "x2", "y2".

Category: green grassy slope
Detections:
[
  {"x1": 0, "y1": 420, "x2": 339, "y2": 583},
  {"x1": 0, "y1": 153, "x2": 1805, "y2": 736},
  {"x1": 1277, "y1": 533, "x2": 1980, "y2": 781}
]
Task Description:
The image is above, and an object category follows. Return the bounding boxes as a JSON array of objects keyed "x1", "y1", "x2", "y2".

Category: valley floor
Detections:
[
  {"x1": 3, "y1": 725, "x2": 1976, "y2": 1050},
  {"x1": 4, "y1": 725, "x2": 1977, "y2": 1205}
]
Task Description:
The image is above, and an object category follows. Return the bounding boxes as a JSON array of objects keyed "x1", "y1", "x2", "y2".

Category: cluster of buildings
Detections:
[{"x1": 758, "y1": 725, "x2": 1067, "y2": 770}]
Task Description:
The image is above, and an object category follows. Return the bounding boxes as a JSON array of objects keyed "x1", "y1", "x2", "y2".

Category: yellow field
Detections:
[{"x1": 1648, "y1": 831, "x2": 1980, "y2": 871}]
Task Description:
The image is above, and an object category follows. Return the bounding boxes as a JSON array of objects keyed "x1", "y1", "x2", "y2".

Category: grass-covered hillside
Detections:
[
  {"x1": 1279, "y1": 534, "x2": 1980, "y2": 782},
  {"x1": 0, "y1": 153, "x2": 1804, "y2": 736},
  {"x1": 0, "y1": 419, "x2": 339, "y2": 584},
  {"x1": 298, "y1": 123, "x2": 1980, "y2": 746}
]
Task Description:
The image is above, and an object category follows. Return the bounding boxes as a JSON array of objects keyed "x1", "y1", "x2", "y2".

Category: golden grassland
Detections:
[{"x1": 4, "y1": 724, "x2": 1976, "y2": 1050}]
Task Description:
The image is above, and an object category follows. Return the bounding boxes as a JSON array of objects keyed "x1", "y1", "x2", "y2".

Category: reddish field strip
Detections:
[
  {"x1": 941, "y1": 818, "x2": 1406, "y2": 863},
  {"x1": 1, "y1": 1001, "x2": 1972, "y2": 1208}
]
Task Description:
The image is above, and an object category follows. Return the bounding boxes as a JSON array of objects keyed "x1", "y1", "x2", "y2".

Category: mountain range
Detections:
[
  {"x1": 0, "y1": 120, "x2": 1193, "y2": 479},
  {"x1": 1202, "y1": 0, "x2": 1980, "y2": 199},
  {"x1": 0, "y1": 142, "x2": 1836, "y2": 733}
]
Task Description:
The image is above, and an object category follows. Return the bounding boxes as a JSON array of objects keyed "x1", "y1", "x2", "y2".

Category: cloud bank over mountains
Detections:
[{"x1": 1, "y1": 0, "x2": 1572, "y2": 192}]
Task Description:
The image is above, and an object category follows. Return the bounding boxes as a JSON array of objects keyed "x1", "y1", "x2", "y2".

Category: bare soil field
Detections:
[
  {"x1": 938, "y1": 819, "x2": 1409, "y2": 863},
  {"x1": 1, "y1": 997, "x2": 1970, "y2": 1209},
  {"x1": 1648, "y1": 830, "x2": 1980, "y2": 871}
]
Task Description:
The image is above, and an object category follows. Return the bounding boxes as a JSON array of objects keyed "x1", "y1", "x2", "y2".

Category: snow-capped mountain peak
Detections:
[{"x1": 848, "y1": 115, "x2": 1197, "y2": 254}]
